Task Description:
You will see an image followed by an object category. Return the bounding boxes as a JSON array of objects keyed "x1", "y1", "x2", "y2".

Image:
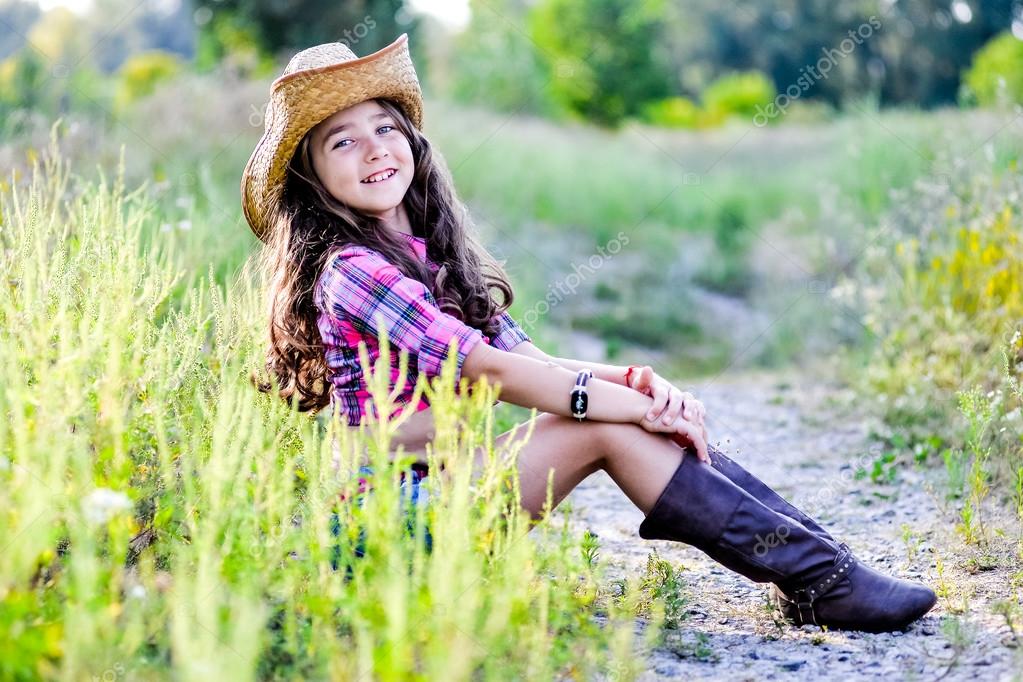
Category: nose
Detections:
[{"x1": 366, "y1": 139, "x2": 389, "y2": 163}]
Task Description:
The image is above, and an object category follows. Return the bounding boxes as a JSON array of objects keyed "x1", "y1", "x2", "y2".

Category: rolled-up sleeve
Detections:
[
  {"x1": 320, "y1": 247, "x2": 485, "y2": 383},
  {"x1": 489, "y1": 310, "x2": 532, "y2": 351}
]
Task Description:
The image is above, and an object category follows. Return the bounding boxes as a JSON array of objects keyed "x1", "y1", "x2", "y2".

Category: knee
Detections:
[
  {"x1": 541, "y1": 413, "x2": 641, "y2": 463},
  {"x1": 594, "y1": 420, "x2": 685, "y2": 472}
]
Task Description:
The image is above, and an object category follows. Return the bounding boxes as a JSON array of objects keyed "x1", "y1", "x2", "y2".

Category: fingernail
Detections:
[{"x1": 648, "y1": 412, "x2": 656, "y2": 420}]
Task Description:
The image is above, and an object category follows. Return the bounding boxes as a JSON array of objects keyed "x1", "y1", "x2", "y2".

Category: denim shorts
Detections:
[{"x1": 330, "y1": 463, "x2": 434, "y2": 572}]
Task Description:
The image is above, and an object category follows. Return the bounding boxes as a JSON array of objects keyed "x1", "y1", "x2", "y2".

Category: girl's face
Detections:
[{"x1": 308, "y1": 99, "x2": 414, "y2": 221}]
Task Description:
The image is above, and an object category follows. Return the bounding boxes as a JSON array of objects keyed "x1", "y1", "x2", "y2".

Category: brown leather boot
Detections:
[
  {"x1": 638, "y1": 452, "x2": 937, "y2": 632},
  {"x1": 707, "y1": 443, "x2": 836, "y2": 543}
]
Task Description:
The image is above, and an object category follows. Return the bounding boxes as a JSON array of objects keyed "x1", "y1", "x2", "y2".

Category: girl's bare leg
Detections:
[{"x1": 470, "y1": 412, "x2": 689, "y2": 522}]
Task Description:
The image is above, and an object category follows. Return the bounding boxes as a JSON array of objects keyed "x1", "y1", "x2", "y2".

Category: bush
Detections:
[
  {"x1": 843, "y1": 161, "x2": 1023, "y2": 446},
  {"x1": 639, "y1": 71, "x2": 777, "y2": 130},
  {"x1": 961, "y1": 31, "x2": 1023, "y2": 106},
  {"x1": 639, "y1": 96, "x2": 704, "y2": 128},
  {"x1": 0, "y1": 50, "x2": 111, "y2": 135},
  {"x1": 0, "y1": 51, "x2": 48, "y2": 111},
  {"x1": 115, "y1": 50, "x2": 184, "y2": 111},
  {"x1": 702, "y1": 70, "x2": 777, "y2": 120}
]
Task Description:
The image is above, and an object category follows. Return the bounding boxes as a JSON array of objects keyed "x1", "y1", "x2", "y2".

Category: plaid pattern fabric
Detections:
[{"x1": 314, "y1": 233, "x2": 531, "y2": 427}]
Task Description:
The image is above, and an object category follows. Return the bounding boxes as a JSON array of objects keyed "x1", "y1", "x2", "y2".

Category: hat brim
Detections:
[{"x1": 240, "y1": 33, "x2": 423, "y2": 242}]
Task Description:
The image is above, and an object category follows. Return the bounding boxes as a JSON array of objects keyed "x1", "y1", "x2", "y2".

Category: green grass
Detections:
[
  {"x1": 0, "y1": 136, "x2": 657, "y2": 680},
  {"x1": 8, "y1": 86, "x2": 1020, "y2": 377}
]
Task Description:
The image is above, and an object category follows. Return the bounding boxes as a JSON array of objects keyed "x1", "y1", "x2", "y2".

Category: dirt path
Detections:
[{"x1": 563, "y1": 369, "x2": 1021, "y2": 681}]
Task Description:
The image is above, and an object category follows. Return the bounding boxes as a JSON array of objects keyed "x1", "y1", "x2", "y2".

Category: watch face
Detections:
[{"x1": 572, "y1": 391, "x2": 588, "y2": 415}]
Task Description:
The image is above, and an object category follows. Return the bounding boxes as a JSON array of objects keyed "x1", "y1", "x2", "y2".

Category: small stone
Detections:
[{"x1": 779, "y1": 660, "x2": 806, "y2": 671}]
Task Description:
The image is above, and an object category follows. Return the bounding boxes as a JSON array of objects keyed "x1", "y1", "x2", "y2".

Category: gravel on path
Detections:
[{"x1": 561, "y1": 369, "x2": 1022, "y2": 681}]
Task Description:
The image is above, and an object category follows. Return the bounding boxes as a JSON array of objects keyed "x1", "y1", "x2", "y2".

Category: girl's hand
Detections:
[
  {"x1": 628, "y1": 365, "x2": 709, "y2": 444},
  {"x1": 638, "y1": 410, "x2": 710, "y2": 463}
]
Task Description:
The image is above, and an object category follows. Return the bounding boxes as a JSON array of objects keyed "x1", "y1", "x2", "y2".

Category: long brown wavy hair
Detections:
[{"x1": 253, "y1": 97, "x2": 519, "y2": 413}]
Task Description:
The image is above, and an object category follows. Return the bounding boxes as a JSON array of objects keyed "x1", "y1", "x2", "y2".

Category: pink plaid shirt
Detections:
[{"x1": 314, "y1": 232, "x2": 531, "y2": 427}]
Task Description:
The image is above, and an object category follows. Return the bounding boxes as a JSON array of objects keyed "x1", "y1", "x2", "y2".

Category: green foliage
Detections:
[
  {"x1": 0, "y1": 131, "x2": 643, "y2": 679},
  {"x1": 638, "y1": 70, "x2": 777, "y2": 129},
  {"x1": 529, "y1": 0, "x2": 673, "y2": 127},
  {"x1": 953, "y1": 387, "x2": 995, "y2": 545},
  {"x1": 855, "y1": 173, "x2": 1023, "y2": 445},
  {"x1": 693, "y1": 197, "x2": 755, "y2": 296},
  {"x1": 205, "y1": 0, "x2": 415, "y2": 65},
  {"x1": 194, "y1": 10, "x2": 275, "y2": 77},
  {"x1": 114, "y1": 50, "x2": 184, "y2": 110},
  {"x1": 639, "y1": 96, "x2": 705, "y2": 129},
  {"x1": 855, "y1": 450, "x2": 899, "y2": 485},
  {"x1": 838, "y1": 118, "x2": 1023, "y2": 526},
  {"x1": 961, "y1": 31, "x2": 1023, "y2": 106},
  {"x1": 701, "y1": 70, "x2": 776, "y2": 121},
  {"x1": 0, "y1": 49, "x2": 111, "y2": 135},
  {"x1": 0, "y1": 50, "x2": 49, "y2": 112},
  {"x1": 449, "y1": 0, "x2": 553, "y2": 116},
  {"x1": 612, "y1": 550, "x2": 690, "y2": 636},
  {"x1": 452, "y1": 0, "x2": 1018, "y2": 126}
]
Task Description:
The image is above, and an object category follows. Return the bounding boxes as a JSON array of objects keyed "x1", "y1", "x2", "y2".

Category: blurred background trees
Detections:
[{"x1": 1, "y1": 0, "x2": 1020, "y2": 130}]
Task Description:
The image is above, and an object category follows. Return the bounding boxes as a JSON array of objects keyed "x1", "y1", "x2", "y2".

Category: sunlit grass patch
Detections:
[{"x1": 0, "y1": 132, "x2": 649, "y2": 680}]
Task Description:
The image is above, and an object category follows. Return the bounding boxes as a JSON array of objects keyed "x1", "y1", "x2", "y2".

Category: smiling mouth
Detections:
[{"x1": 361, "y1": 169, "x2": 398, "y2": 184}]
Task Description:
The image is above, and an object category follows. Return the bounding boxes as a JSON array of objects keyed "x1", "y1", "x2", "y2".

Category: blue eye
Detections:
[{"x1": 332, "y1": 125, "x2": 395, "y2": 150}]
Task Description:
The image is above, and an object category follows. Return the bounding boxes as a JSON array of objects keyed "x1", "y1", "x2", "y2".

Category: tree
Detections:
[
  {"x1": 528, "y1": 0, "x2": 674, "y2": 127},
  {"x1": 962, "y1": 30, "x2": 1023, "y2": 105},
  {"x1": 448, "y1": 0, "x2": 552, "y2": 116},
  {"x1": 203, "y1": 0, "x2": 420, "y2": 62}
]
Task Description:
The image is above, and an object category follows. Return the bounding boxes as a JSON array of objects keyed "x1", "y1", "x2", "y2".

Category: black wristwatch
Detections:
[{"x1": 570, "y1": 369, "x2": 593, "y2": 421}]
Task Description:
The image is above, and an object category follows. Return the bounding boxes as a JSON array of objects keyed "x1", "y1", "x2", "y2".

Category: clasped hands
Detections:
[{"x1": 627, "y1": 365, "x2": 711, "y2": 463}]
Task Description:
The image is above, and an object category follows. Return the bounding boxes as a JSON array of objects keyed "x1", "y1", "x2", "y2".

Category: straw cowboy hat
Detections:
[{"x1": 240, "y1": 33, "x2": 424, "y2": 241}]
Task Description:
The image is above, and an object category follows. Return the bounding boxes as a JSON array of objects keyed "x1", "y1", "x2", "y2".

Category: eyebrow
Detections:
[{"x1": 321, "y1": 112, "x2": 392, "y2": 144}]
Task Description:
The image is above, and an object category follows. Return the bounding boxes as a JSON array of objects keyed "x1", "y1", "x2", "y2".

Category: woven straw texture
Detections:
[{"x1": 240, "y1": 33, "x2": 424, "y2": 241}]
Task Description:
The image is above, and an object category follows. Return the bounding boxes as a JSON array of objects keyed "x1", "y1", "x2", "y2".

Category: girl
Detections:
[{"x1": 241, "y1": 33, "x2": 936, "y2": 633}]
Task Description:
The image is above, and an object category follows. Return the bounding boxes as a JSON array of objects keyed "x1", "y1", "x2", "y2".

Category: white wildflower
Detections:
[{"x1": 82, "y1": 488, "x2": 133, "y2": 525}]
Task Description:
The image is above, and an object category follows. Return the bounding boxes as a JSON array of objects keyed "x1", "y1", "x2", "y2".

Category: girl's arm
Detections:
[
  {"x1": 462, "y1": 342, "x2": 650, "y2": 424},
  {"x1": 506, "y1": 341, "x2": 634, "y2": 387}
]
